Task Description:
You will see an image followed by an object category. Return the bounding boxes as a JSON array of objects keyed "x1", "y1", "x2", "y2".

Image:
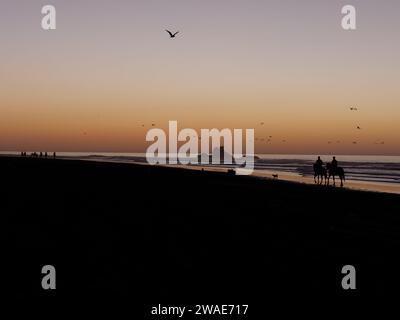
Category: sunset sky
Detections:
[{"x1": 1, "y1": 0, "x2": 399, "y2": 155}]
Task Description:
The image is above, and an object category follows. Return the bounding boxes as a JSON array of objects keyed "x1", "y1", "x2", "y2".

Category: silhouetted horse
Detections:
[
  {"x1": 313, "y1": 164, "x2": 327, "y2": 185},
  {"x1": 326, "y1": 163, "x2": 345, "y2": 187}
]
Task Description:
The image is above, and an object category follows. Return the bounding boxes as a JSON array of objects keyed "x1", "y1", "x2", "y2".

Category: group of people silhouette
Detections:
[
  {"x1": 21, "y1": 151, "x2": 56, "y2": 159},
  {"x1": 315, "y1": 156, "x2": 338, "y2": 171},
  {"x1": 313, "y1": 156, "x2": 345, "y2": 187}
]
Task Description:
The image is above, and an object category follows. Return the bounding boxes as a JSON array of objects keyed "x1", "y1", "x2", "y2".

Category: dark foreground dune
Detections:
[{"x1": 2, "y1": 156, "x2": 400, "y2": 308}]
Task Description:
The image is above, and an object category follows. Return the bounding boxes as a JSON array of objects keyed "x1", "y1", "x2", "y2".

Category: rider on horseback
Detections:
[
  {"x1": 327, "y1": 156, "x2": 345, "y2": 187},
  {"x1": 331, "y1": 156, "x2": 338, "y2": 171},
  {"x1": 315, "y1": 156, "x2": 323, "y2": 169},
  {"x1": 313, "y1": 156, "x2": 326, "y2": 184}
]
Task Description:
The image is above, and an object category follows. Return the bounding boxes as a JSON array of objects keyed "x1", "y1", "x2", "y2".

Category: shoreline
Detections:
[{"x1": 2, "y1": 153, "x2": 400, "y2": 195}]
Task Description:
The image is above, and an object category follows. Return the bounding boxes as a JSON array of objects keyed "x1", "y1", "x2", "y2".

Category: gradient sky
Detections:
[{"x1": 1, "y1": 0, "x2": 399, "y2": 154}]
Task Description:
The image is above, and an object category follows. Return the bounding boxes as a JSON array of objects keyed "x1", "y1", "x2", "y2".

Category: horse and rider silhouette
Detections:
[{"x1": 313, "y1": 156, "x2": 345, "y2": 187}]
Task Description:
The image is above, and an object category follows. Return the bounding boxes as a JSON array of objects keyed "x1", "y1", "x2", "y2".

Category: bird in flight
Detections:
[
  {"x1": 357, "y1": 126, "x2": 362, "y2": 130},
  {"x1": 166, "y1": 30, "x2": 179, "y2": 38},
  {"x1": 350, "y1": 107, "x2": 358, "y2": 111}
]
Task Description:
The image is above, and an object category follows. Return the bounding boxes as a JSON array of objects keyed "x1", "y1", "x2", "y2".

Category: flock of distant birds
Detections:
[
  {"x1": 135, "y1": 106, "x2": 385, "y2": 146},
  {"x1": 252, "y1": 106, "x2": 385, "y2": 146},
  {"x1": 348, "y1": 106, "x2": 384, "y2": 145}
]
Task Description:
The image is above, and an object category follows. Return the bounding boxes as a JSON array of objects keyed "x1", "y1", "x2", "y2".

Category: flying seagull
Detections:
[{"x1": 166, "y1": 30, "x2": 179, "y2": 38}]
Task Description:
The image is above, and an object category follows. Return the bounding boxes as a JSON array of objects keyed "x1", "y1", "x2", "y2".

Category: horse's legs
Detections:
[{"x1": 333, "y1": 175, "x2": 336, "y2": 186}]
